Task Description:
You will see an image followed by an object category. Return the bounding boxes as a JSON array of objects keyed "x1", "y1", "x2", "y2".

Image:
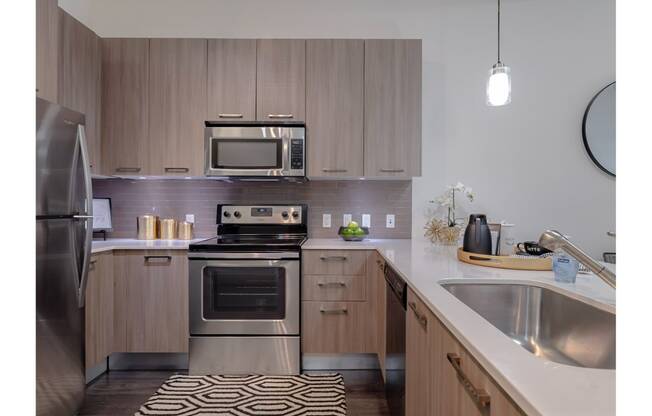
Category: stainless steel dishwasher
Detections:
[{"x1": 384, "y1": 264, "x2": 407, "y2": 416}]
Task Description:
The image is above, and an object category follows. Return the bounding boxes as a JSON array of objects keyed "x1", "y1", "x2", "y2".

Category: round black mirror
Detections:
[{"x1": 582, "y1": 82, "x2": 615, "y2": 177}]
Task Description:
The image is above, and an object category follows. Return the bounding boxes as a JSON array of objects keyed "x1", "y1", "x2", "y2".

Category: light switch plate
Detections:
[
  {"x1": 343, "y1": 214, "x2": 352, "y2": 227},
  {"x1": 386, "y1": 214, "x2": 395, "y2": 228},
  {"x1": 185, "y1": 214, "x2": 195, "y2": 223},
  {"x1": 322, "y1": 213, "x2": 332, "y2": 228},
  {"x1": 362, "y1": 214, "x2": 371, "y2": 228}
]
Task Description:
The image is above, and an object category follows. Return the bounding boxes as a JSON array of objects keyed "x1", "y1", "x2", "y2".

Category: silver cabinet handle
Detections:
[
  {"x1": 380, "y1": 168, "x2": 405, "y2": 173},
  {"x1": 267, "y1": 114, "x2": 294, "y2": 119},
  {"x1": 165, "y1": 167, "x2": 190, "y2": 173},
  {"x1": 607, "y1": 231, "x2": 616, "y2": 237},
  {"x1": 73, "y1": 215, "x2": 94, "y2": 219},
  {"x1": 218, "y1": 113, "x2": 243, "y2": 118},
  {"x1": 319, "y1": 255, "x2": 348, "y2": 261},
  {"x1": 446, "y1": 353, "x2": 491, "y2": 409},
  {"x1": 320, "y1": 307, "x2": 348, "y2": 314},
  {"x1": 408, "y1": 301, "x2": 428, "y2": 329},
  {"x1": 376, "y1": 259, "x2": 385, "y2": 271},
  {"x1": 322, "y1": 169, "x2": 348, "y2": 173},
  {"x1": 116, "y1": 167, "x2": 141, "y2": 173},
  {"x1": 317, "y1": 281, "x2": 346, "y2": 288},
  {"x1": 144, "y1": 255, "x2": 172, "y2": 263}
]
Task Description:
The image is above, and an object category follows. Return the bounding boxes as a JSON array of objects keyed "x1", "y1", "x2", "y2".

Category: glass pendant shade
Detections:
[{"x1": 486, "y1": 62, "x2": 511, "y2": 106}]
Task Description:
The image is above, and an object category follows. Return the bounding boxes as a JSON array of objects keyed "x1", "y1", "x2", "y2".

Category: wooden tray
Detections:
[{"x1": 457, "y1": 248, "x2": 552, "y2": 271}]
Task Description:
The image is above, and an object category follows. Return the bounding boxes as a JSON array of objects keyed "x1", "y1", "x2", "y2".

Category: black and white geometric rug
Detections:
[{"x1": 135, "y1": 373, "x2": 347, "y2": 416}]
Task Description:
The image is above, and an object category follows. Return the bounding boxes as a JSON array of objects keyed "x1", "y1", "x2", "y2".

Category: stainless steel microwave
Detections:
[{"x1": 204, "y1": 121, "x2": 305, "y2": 178}]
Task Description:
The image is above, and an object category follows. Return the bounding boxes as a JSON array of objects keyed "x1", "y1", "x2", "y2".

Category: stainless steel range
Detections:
[{"x1": 188, "y1": 204, "x2": 307, "y2": 375}]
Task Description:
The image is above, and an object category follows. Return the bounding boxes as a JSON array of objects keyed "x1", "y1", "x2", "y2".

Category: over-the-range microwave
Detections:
[{"x1": 204, "y1": 121, "x2": 305, "y2": 179}]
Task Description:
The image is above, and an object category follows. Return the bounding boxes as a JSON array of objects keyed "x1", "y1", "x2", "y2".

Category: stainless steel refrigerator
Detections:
[{"x1": 36, "y1": 97, "x2": 93, "y2": 416}]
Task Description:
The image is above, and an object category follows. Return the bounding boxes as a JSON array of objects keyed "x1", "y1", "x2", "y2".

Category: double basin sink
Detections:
[{"x1": 440, "y1": 282, "x2": 615, "y2": 370}]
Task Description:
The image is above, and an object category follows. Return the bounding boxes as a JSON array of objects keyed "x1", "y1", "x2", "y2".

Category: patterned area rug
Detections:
[{"x1": 135, "y1": 373, "x2": 347, "y2": 416}]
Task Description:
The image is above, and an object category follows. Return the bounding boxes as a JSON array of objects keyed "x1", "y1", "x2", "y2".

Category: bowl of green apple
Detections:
[{"x1": 338, "y1": 221, "x2": 369, "y2": 241}]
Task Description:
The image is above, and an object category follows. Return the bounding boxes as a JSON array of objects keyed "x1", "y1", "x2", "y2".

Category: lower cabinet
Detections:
[
  {"x1": 405, "y1": 287, "x2": 524, "y2": 416},
  {"x1": 113, "y1": 250, "x2": 188, "y2": 353},
  {"x1": 85, "y1": 252, "x2": 114, "y2": 368}
]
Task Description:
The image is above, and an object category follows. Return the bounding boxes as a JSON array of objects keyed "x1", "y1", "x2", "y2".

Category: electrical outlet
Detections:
[
  {"x1": 185, "y1": 214, "x2": 195, "y2": 223},
  {"x1": 362, "y1": 214, "x2": 371, "y2": 228},
  {"x1": 386, "y1": 214, "x2": 395, "y2": 228},
  {"x1": 322, "y1": 213, "x2": 332, "y2": 228},
  {"x1": 343, "y1": 214, "x2": 352, "y2": 227}
]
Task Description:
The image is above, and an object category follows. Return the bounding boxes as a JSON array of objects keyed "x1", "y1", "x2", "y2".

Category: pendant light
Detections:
[{"x1": 486, "y1": 0, "x2": 511, "y2": 106}]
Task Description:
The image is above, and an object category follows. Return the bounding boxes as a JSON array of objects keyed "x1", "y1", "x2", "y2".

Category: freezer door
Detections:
[
  {"x1": 36, "y1": 218, "x2": 85, "y2": 416},
  {"x1": 36, "y1": 97, "x2": 85, "y2": 217}
]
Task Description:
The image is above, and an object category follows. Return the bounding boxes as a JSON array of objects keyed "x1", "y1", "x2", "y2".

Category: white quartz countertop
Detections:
[
  {"x1": 91, "y1": 238, "x2": 205, "y2": 254},
  {"x1": 303, "y1": 238, "x2": 615, "y2": 416}
]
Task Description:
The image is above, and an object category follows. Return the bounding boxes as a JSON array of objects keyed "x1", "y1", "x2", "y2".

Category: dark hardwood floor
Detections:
[{"x1": 79, "y1": 370, "x2": 390, "y2": 416}]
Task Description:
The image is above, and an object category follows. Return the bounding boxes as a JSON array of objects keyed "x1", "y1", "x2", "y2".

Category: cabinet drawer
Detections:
[
  {"x1": 302, "y1": 275, "x2": 366, "y2": 301},
  {"x1": 302, "y1": 301, "x2": 371, "y2": 353},
  {"x1": 302, "y1": 250, "x2": 367, "y2": 275}
]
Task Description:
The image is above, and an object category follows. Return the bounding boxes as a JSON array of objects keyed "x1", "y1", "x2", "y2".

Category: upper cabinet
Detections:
[
  {"x1": 364, "y1": 40, "x2": 422, "y2": 178},
  {"x1": 58, "y1": 10, "x2": 102, "y2": 174},
  {"x1": 256, "y1": 40, "x2": 306, "y2": 121},
  {"x1": 306, "y1": 40, "x2": 364, "y2": 178},
  {"x1": 36, "y1": 0, "x2": 59, "y2": 103},
  {"x1": 207, "y1": 39, "x2": 257, "y2": 121},
  {"x1": 101, "y1": 38, "x2": 150, "y2": 175},
  {"x1": 148, "y1": 39, "x2": 207, "y2": 176}
]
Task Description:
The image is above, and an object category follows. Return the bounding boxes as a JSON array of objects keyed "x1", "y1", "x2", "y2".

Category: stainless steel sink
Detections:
[{"x1": 440, "y1": 283, "x2": 615, "y2": 369}]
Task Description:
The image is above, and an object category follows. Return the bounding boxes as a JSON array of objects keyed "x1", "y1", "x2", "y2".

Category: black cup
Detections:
[{"x1": 516, "y1": 241, "x2": 552, "y2": 256}]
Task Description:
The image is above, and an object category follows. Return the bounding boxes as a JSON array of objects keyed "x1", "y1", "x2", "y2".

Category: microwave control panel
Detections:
[{"x1": 290, "y1": 139, "x2": 304, "y2": 170}]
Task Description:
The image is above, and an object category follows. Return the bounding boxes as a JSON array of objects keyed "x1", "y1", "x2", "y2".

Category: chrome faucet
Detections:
[{"x1": 539, "y1": 230, "x2": 616, "y2": 289}]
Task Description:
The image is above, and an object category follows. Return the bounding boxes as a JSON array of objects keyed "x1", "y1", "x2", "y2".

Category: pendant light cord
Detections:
[{"x1": 497, "y1": 0, "x2": 501, "y2": 63}]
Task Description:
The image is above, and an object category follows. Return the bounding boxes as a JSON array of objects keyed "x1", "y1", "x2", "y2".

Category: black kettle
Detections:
[{"x1": 463, "y1": 214, "x2": 492, "y2": 255}]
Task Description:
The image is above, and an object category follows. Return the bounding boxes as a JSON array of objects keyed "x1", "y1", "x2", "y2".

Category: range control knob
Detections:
[
  {"x1": 291, "y1": 211, "x2": 299, "y2": 218},
  {"x1": 223, "y1": 211, "x2": 231, "y2": 218},
  {"x1": 233, "y1": 211, "x2": 241, "y2": 218},
  {"x1": 281, "y1": 211, "x2": 289, "y2": 219}
]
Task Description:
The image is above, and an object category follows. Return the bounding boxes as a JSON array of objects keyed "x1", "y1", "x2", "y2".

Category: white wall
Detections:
[{"x1": 60, "y1": 0, "x2": 615, "y2": 256}]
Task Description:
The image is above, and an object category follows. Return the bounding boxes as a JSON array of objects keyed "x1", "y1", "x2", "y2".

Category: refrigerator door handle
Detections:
[{"x1": 76, "y1": 125, "x2": 93, "y2": 308}]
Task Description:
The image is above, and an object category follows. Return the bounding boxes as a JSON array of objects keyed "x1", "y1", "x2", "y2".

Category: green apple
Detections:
[
  {"x1": 353, "y1": 228, "x2": 366, "y2": 236},
  {"x1": 340, "y1": 228, "x2": 354, "y2": 236},
  {"x1": 347, "y1": 221, "x2": 359, "y2": 230}
]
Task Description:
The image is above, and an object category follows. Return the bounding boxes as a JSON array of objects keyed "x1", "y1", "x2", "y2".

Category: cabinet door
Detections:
[
  {"x1": 101, "y1": 38, "x2": 150, "y2": 175},
  {"x1": 36, "y1": 0, "x2": 59, "y2": 102},
  {"x1": 364, "y1": 40, "x2": 422, "y2": 178},
  {"x1": 149, "y1": 39, "x2": 207, "y2": 176},
  {"x1": 59, "y1": 10, "x2": 102, "y2": 174},
  {"x1": 306, "y1": 40, "x2": 364, "y2": 177},
  {"x1": 207, "y1": 39, "x2": 257, "y2": 121},
  {"x1": 302, "y1": 301, "x2": 372, "y2": 353},
  {"x1": 113, "y1": 251, "x2": 188, "y2": 353},
  {"x1": 405, "y1": 288, "x2": 432, "y2": 416},
  {"x1": 256, "y1": 39, "x2": 305, "y2": 121},
  {"x1": 85, "y1": 252, "x2": 113, "y2": 368},
  {"x1": 370, "y1": 252, "x2": 386, "y2": 377}
]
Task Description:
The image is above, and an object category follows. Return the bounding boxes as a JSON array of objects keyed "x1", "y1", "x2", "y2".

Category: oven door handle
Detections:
[{"x1": 193, "y1": 259, "x2": 294, "y2": 268}]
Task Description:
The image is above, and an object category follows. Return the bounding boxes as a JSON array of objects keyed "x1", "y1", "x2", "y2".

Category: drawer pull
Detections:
[
  {"x1": 319, "y1": 255, "x2": 348, "y2": 261},
  {"x1": 218, "y1": 113, "x2": 243, "y2": 118},
  {"x1": 144, "y1": 255, "x2": 172, "y2": 263},
  {"x1": 446, "y1": 353, "x2": 491, "y2": 409},
  {"x1": 322, "y1": 169, "x2": 348, "y2": 173},
  {"x1": 320, "y1": 307, "x2": 348, "y2": 314},
  {"x1": 408, "y1": 301, "x2": 428, "y2": 329},
  {"x1": 317, "y1": 281, "x2": 346, "y2": 288},
  {"x1": 267, "y1": 114, "x2": 294, "y2": 119},
  {"x1": 165, "y1": 167, "x2": 190, "y2": 173},
  {"x1": 380, "y1": 168, "x2": 405, "y2": 173},
  {"x1": 116, "y1": 167, "x2": 141, "y2": 173}
]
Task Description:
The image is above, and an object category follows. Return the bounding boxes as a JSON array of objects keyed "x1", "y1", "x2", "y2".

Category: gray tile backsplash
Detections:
[{"x1": 92, "y1": 179, "x2": 412, "y2": 239}]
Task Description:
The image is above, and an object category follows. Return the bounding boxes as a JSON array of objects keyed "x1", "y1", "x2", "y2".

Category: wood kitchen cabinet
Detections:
[
  {"x1": 207, "y1": 39, "x2": 257, "y2": 121},
  {"x1": 85, "y1": 252, "x2": 114, "y2": 368},
  {"x1": 371, "y1": 252, "x2": 387, "y2": 378},
  {"x1": 113, "y1": 251, "x2": 188, "y2": 353},
  {"x1": 256, "y1": 39, "x2": 306, "y2": 121},
  {"x1": 58, "y1": 9, "x2": 102, "y2": 174},
  {"x1": 36, "y1": 0, "x2": 59, "y2": 103},
  {"x1": 101, "y1": 38, "x2": 150, "y2": 175},
  {"x1": 405, "y1": 288, "x2": 433, "y2": 416},
  {"x1": 149, "y1": 39, "x2": 207, "y2": 176},
  {"x1": 364, "y1": 40, "x2": 422, "y2": 178},
  {"x1": 306, "y1": 40, "x2": 364, "y2": 177}
]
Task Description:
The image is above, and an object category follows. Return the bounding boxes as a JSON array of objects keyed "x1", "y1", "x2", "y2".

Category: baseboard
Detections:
[
  {"x1": 86, "y1": 359, "x2": 108, "y2": 383},
  {"x1": 108, "y1": 352, "x2": 189, "y2": 371},
  {"x1": 302, "y1": 353, "x2": 380, "y2": 370}
]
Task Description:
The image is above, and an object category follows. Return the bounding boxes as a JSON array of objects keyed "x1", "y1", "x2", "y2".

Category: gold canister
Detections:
[
  {"x1": 160, "y1": 218, "x2": 178, "y2": 240},
  {"x1": 137, "y1": 215, "x2": 159, "y2": 240},
  {"x1": 178, "y1": 221, "x2": 194, "y2": 240}
]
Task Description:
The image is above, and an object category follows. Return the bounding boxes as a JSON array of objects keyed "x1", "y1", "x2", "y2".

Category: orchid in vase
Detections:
[{"x1": 425, "y1": 182, "x2": 475, "y2": 245}]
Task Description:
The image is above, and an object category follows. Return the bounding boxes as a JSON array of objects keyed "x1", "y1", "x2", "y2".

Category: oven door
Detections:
[{"x1": 189, "y1": 257, "x2": 300, "y2": 335}]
